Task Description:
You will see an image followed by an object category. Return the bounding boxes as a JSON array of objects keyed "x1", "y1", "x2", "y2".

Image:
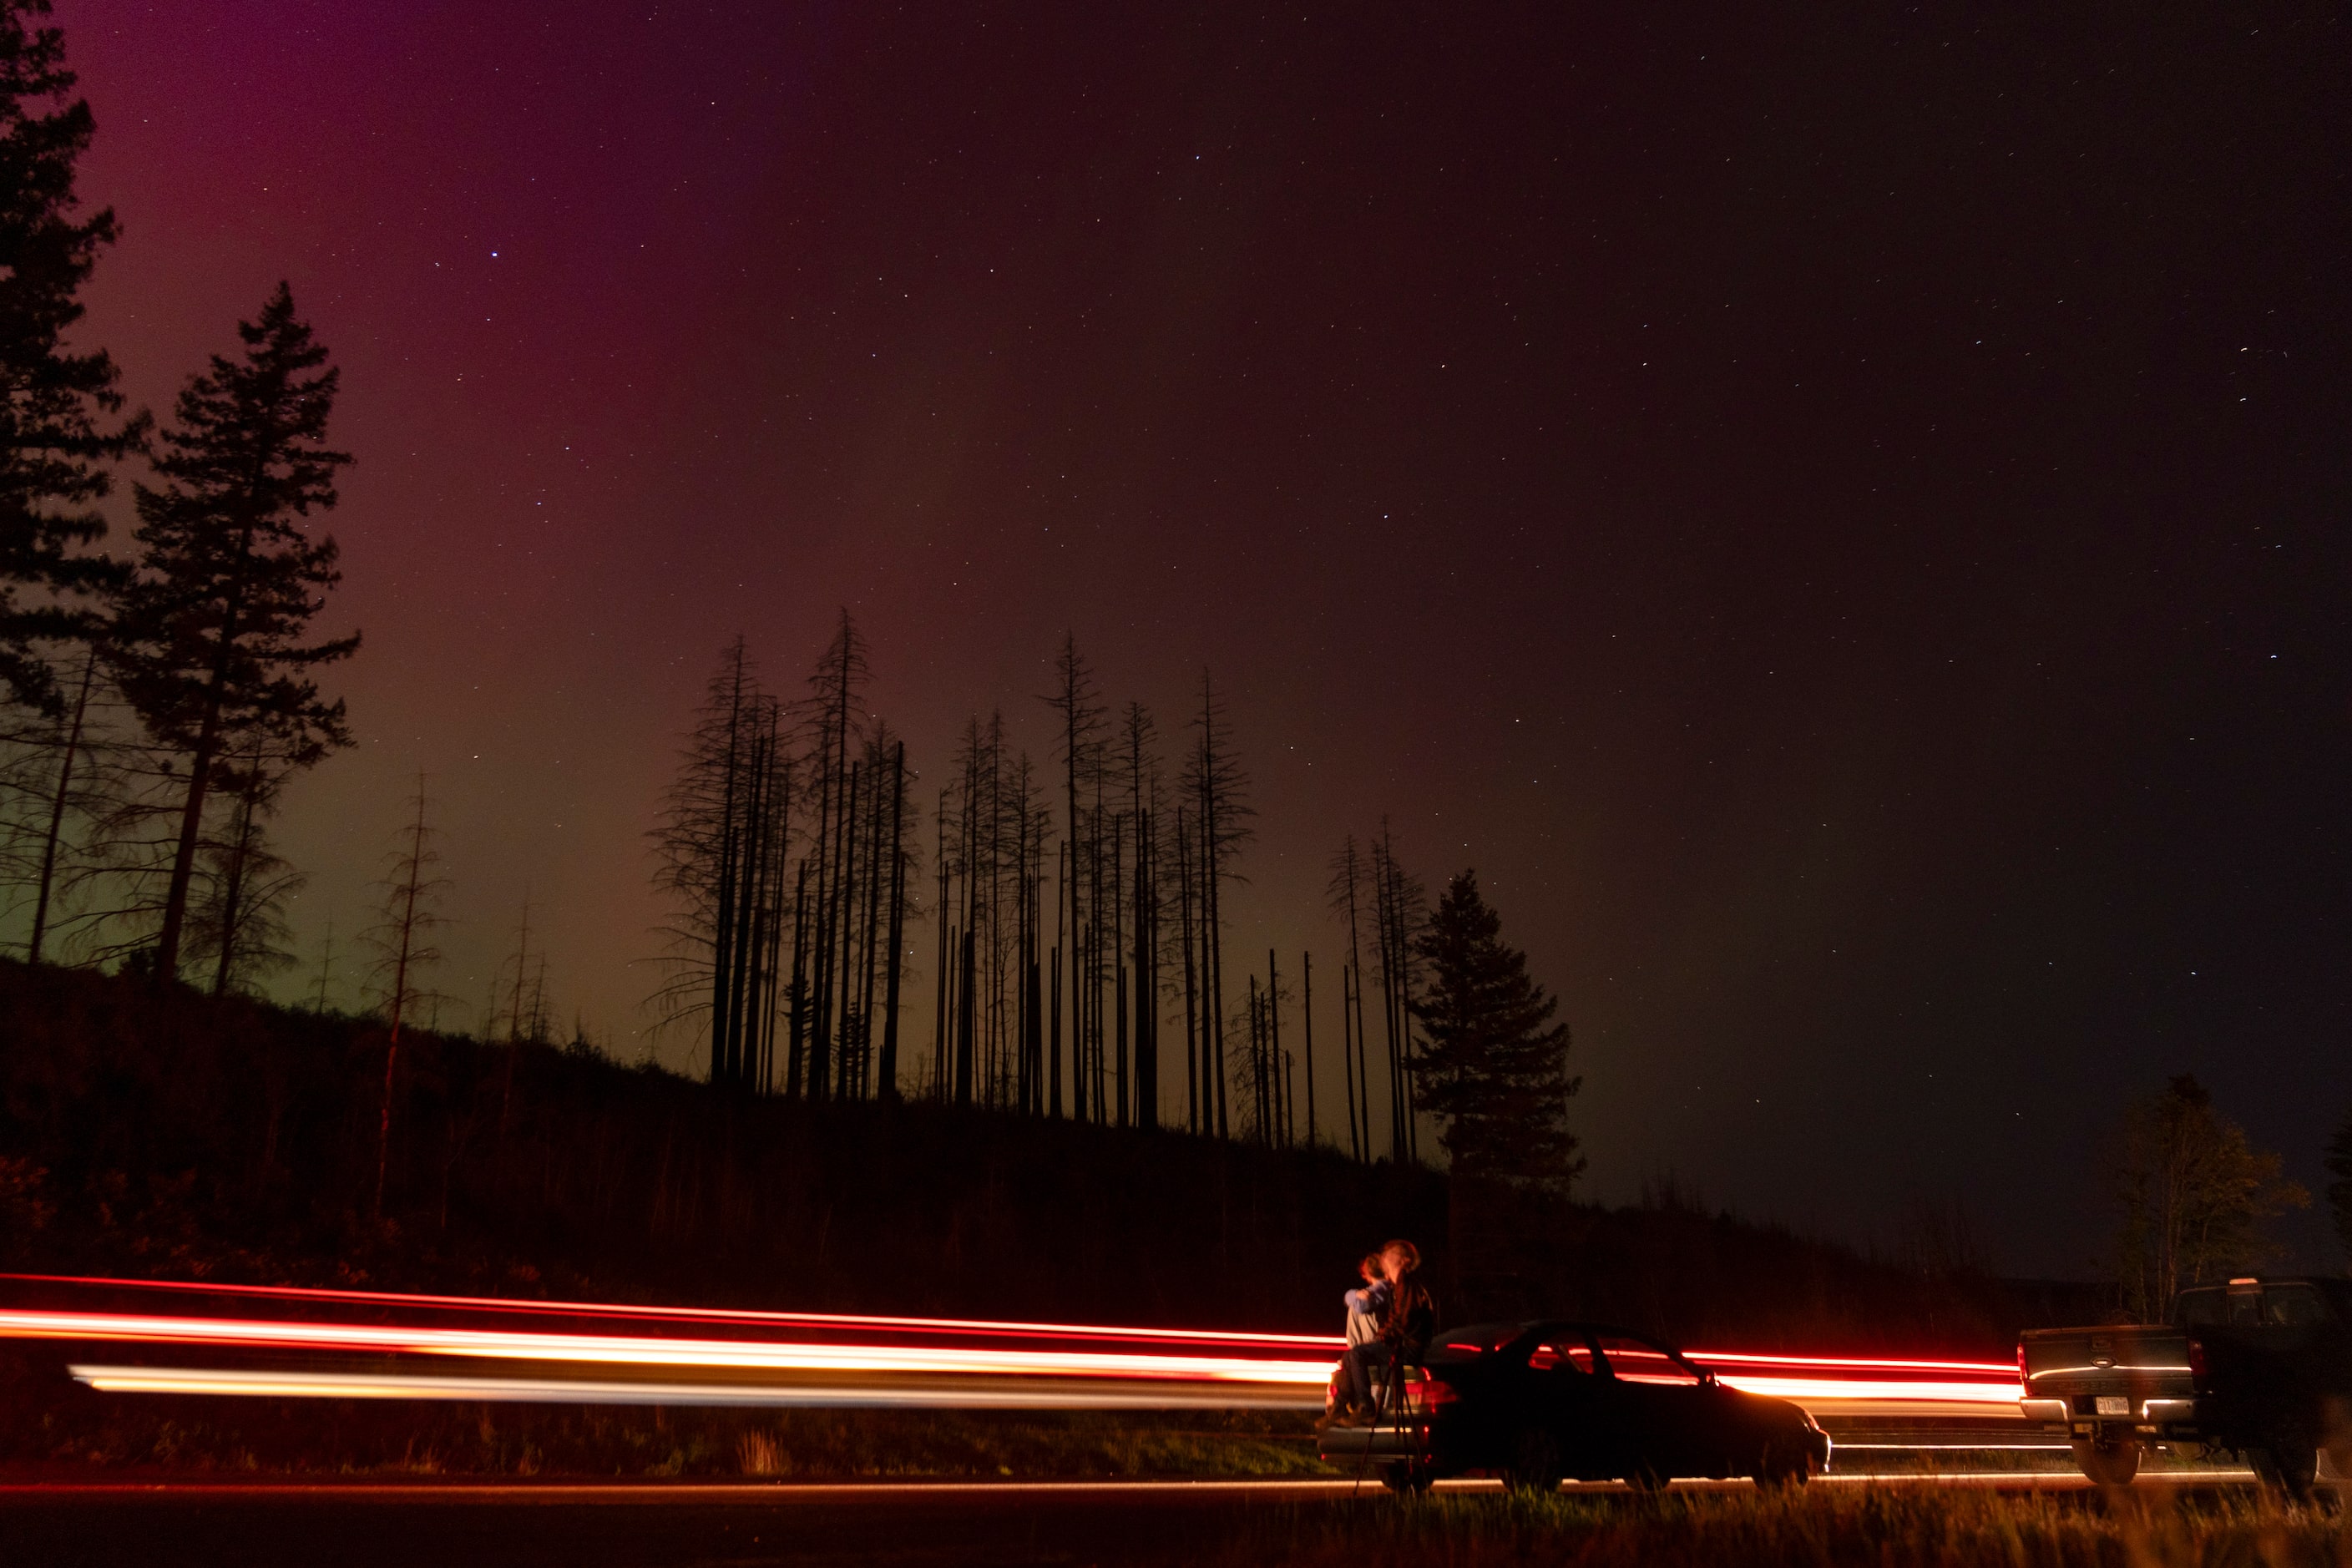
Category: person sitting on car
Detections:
[
  {"x1": 1345, "y1": 1254, "x2": 1386, "y2": 1350},
  {"x1": 1338, "y1": 1239, "x2": 1433, "y2": 1425},
  {"x1": 1375, "y1": 1239, "x2": 1434, "y2": 1367},
  {"x1": 1328, "y1": 1254, "x2": 1387, "y2": 1423}
]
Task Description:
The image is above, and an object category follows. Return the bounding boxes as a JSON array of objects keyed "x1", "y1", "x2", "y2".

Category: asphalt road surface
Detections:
[{"x1": 0, "y1": 1474, "x2": 2266, "y2": 1568}]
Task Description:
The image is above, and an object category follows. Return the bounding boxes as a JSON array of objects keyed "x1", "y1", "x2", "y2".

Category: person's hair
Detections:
[
  {"x1": 1381, "y1": 1239, "x2": 1421, "y2": 1273},
  {"x1": 1358, "y1": 1253, "x2": 1383, "y2": 1282}
]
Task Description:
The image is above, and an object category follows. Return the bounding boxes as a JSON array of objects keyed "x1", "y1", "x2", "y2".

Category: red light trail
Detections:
[{"x1": 0, "y1": 1276, "x2": 2022, "y2": 1414}]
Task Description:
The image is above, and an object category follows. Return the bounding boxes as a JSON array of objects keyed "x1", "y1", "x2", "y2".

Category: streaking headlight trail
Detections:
[{"x1": 0, "y1": 1275, "x2": 2023, "y2": 1414}]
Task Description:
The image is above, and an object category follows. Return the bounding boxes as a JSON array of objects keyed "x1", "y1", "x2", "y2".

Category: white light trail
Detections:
[
  {"x1": 69, "y1": 1365, "x2": 1323, "y2": 1409},
  {"x1": 0, "y1": 1277, "x2": 2030, "y2": 1415}
]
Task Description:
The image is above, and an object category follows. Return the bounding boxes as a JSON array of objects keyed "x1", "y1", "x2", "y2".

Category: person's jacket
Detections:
[{"x1": 1379, "y1": 1277, "x2": 1434, "y2": 1363}]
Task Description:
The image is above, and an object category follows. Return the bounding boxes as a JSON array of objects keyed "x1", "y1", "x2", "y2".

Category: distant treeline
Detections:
[
  {"x1": 645, "y1": 619, "x2": 1435, "y2": 1172},
  {"x1": 0, "y1": 959, "x2": 2097, "y2": 1348}
]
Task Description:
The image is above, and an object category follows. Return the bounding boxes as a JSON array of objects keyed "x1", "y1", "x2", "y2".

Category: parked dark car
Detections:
[
  {"x1": 2021, "y1": 1276, "x2": 2352, "y2": 1495},
  {"x1": 1318, "y1": 1319, "x2": 1831, "y2": 1493}
]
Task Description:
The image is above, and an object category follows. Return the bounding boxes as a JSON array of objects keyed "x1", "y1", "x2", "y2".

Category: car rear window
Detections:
[
  {"x1": 2178, "y1": 1283, "x2": 2335, "y2": 1327},
  {"x1": 1593, "y1": 1333, "x2": 1703, "y2": 1386},
  {"x1": 1528, "y1": 1338, "x2": 1598, "y2": 1375},
  {"x1": 2177, "y1": 1289, "x2": 2225, "y2": 1326},
  {"x1": 1430, "y1": 1324, "x2": 1523, "y2": 1359}
]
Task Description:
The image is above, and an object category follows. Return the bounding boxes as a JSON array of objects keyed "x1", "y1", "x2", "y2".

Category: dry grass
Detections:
[
  {"x1": 1216, "y1": 1485, "x2": 2352, "y2": 1568},
  {"x1": 0, "y1": 1381, "x2": 1328, "y2": 1481}
]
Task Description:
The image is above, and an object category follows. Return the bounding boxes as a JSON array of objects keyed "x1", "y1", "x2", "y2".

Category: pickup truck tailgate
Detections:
[{"x1": 2019, "y1": 1326, "x2": 2194, "y2": 1429}]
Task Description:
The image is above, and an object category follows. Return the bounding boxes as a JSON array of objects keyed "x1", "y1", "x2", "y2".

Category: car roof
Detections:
[{"x1": 1433, "y1": 1320, "x2": 1690, "y2": 1351}]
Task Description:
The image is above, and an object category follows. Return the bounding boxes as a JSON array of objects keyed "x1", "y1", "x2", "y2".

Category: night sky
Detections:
[{"x1": 53, "y1": 3, "x2": 2350, "y2": 1275}]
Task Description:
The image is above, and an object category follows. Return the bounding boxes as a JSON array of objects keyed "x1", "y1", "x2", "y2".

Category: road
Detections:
[{"x1": 0, "y1": 1474, "x2": 2264, "y2": 1568}]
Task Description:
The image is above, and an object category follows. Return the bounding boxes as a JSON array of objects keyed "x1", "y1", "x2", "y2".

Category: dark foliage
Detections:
[
  {"x1": 1407, "y1": 870, "x2": 1589, "y2": 1315},
  {"x1": 1, "y1": 959, "x2": 2090, "y2": 1356},
  {"x1": 1409, "y1": 870, "x2": 1584, "y2": 1197},
  {"x1": 107, "y1": 284, "x2": 357, "y2": 982},
  {"x1": 0, "y1": 957, "x2": 1438, "y2": 1330},
  {"x1": 0, "y1": 0, "x2": 144, "y2": 717}
]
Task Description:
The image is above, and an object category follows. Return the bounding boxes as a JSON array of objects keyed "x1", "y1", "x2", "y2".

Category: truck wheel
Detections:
[
  {"x1": 2070, "y1": 1436, "x2": 2140, "y2": 1486},
  {"x1": 1501, "y1": 1429, "x2": 1561, "y2": 1495},
  {"x1": 2324, "y1": 1395, "x2": 2352, "y2": 1487},
  {"x1": 2324, "y1": 1441, "x2": 2352, "y2": 1488},
  {"x1": 2248, "y1": 1433, "x2": 2316, "y2": 1500}
]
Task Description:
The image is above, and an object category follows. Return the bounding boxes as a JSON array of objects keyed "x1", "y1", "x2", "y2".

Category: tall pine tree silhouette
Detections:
[
  {"x1": 0, "y1": 0, "x2": 144, "y2": 716},
  {"x1": 110, "y1": 285, "x2": 357, "y2": 984},
  {"x1": 1410, "y1": 869, "x2": 1583, "y2": 1306}
]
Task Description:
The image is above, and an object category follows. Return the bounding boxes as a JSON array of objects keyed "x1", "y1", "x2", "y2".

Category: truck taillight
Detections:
[
  {"x1": 2017, "y1": 1343, "x2": 2029, "y2": 1386},
  {"x1": 1409, "y1": 1374, "x2": 1457, "y2": 1409},
  {"x1": 2187, "y1": 1339, "x2": 2206, "y2": 1382}
]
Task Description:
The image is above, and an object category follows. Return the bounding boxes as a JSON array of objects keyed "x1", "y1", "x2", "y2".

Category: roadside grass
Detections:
[
  {"x1": 1216, "y1": 1485, "x2": 2352, "y2": 1568},
  {"x1": 0, "y1": 1384, "x2": 1327, "y2": 1480}
]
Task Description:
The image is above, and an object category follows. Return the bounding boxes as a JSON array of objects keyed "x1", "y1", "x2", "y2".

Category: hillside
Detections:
[{"x1": 0, "y1": 959, "x2": 2084, "y2": 1348}]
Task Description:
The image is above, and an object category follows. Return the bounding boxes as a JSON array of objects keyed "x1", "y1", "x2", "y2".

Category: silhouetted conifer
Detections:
[
  {"x1": 109, "y1": 285, "x2": 355, "y2": 984},
  {"x1": 1409, "y1": 869, "x2": 1585, "y2": 1197},
  {"x1": 13, "y1": 643, "x2": 95, "y2": 956},
  {"x1": 186, "y1": 728, "x2": 303, "y2": 995},
  {"x1": 0, "y1": 0, "x2": 144, "y2": 717}
]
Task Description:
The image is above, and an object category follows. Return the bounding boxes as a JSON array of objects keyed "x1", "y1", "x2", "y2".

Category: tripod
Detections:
[{"x1": 1348, "y1": 1344, "x2": 1422, "y2": 1497}]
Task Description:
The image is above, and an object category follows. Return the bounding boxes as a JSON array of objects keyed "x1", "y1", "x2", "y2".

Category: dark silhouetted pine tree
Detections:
[
  {"x1": 0, "y1": 0, "x2": 144, "y2": 718},
  {"x1": 1409, "y1": 869, "x2": 1584, "y2": 1192},
  {"x1": 186, "y1": 726, "x2": 304, "y2": 996},
  {"x1": 109, "y1": 284, "x2": 356, "y2": 984}
]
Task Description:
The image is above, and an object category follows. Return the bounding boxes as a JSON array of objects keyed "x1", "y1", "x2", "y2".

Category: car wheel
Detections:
[
  {"x1": 1379, "y1": 1461, "x2": 1434, "y2": 1495},
  {"x1": 2070, "y1": 1436, "x2": 2140, "y2": 1487},
  {"x1": 1501, "y1": 1429, "x2": 1562, "y2": 1496},
  {"x1": 1758, "y1": 1434, "x2": 1818, "y2": 1488}
]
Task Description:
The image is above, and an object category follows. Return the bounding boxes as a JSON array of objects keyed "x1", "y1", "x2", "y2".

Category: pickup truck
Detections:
[{"x1": 2019, "y1": 1276, "x2": 2352, "y2": 1493}]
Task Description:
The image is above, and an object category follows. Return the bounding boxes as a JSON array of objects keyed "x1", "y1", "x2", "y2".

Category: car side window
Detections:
[
  {"x1": 1592, "y1": 1334, "x2": 1702, "y2": 1386},
  {"x1": 2176, "y1": 1289, "x2": 2224, "y2": 1326},
  {"x1": 1527, "y1": 1337, "x2": 1597, "y2": 1374},
  {"x1": 2265, "y1": 1286, "x2": 2326, "y2": 1326}
]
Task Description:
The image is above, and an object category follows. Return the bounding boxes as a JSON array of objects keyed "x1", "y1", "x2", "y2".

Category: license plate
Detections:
[{"x1": 2095, "y1": 1396, "x2": 2131, "y2": 1416}]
